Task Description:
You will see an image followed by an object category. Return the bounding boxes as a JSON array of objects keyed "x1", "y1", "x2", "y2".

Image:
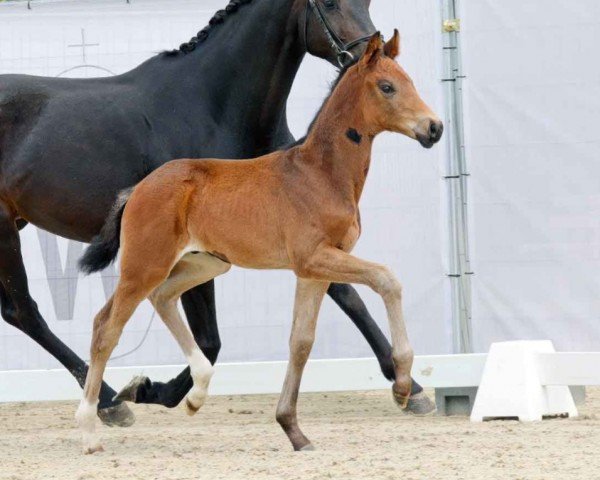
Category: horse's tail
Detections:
[{"x1": 79, "y1": 186, "x2": 134, "y2": 274}]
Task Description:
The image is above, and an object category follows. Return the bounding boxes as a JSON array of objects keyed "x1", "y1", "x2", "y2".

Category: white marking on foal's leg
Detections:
[
  {"x1": 184, "y1": 348, "x2": 214, "y2": 416},
  {"x1": 149, "y1": 254, "x2": 227, "y2": 416},
  {"x1": 75, "y1": 399, "x2": 104, "y2": 454}
]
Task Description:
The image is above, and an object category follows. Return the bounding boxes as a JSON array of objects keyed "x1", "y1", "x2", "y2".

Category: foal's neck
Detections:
[{"x1": 301, "y1": 73, "x2": 375, "y2": 205}]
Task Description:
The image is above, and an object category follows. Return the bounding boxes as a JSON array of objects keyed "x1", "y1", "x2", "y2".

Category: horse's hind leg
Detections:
[
  {"x1": 149, "y1": 253, "x2": 230, "y2": 414},
  {"x1": 276, "y1": 279, "x2": 329, "y2": 451},
  {"x1": 0, "y1": 203, "x2": 133, "y2": 427}
]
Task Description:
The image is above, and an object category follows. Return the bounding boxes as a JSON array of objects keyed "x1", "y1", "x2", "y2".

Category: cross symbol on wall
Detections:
[{"x1": 68, "y1": 28, "x2": 99, "y2": 64}]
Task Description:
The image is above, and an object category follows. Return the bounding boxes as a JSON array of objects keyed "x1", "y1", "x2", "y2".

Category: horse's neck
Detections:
[{"x1": 134, "y1": 0, "x2": 304, "y2": 151}]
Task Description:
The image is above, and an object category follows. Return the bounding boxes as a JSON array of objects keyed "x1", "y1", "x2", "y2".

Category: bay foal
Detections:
[{"x1": 77, "y1": 31, "x2": 443, "y2": 453}]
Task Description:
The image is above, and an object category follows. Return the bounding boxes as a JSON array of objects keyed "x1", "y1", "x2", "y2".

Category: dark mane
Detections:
[
  {"x1": 286, "y1": 59, "x2": 358, "y2": 149},
  {"x1": 163, "y1": 0, "x2": 253, "y2": 56}
]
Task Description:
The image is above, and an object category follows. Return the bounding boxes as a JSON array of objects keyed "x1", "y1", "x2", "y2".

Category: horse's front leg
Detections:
[
  {"x1": 276, "y1": 279, "x2": 329, "y2": 451},
  {"x1": 327, "y1": 283, "x2": 396, "y2": 380},
  {"x1": 115, "y1": 281, "x2": 220, "y2": 408}
]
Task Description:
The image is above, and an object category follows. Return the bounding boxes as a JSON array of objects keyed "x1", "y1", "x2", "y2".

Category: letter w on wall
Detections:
[{"x1": 37, "y1": 230, "x2": 117, "y2": 320}]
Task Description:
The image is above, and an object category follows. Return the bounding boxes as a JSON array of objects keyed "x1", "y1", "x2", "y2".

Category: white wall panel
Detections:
[{"x1": 461, "y1": 0, "x2": 600, "y2": 351}]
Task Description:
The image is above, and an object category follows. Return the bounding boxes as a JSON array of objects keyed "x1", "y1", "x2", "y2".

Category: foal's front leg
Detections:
[
  {"x1": 276, "y1": 279, "x2": 329, "y2": 451},
  {"x1": 298, "y1": 247, "x2": 414, "y2": 407}
]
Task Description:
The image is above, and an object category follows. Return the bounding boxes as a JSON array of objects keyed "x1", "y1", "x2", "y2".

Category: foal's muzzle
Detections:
[{"x1": 416, "y1": 120, "x2": 444, "y2": 149}]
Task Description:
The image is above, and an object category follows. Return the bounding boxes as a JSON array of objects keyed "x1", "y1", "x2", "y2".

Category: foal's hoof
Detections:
[
  {"x1": 185, "y1": 398, "x2": 199, "y2": 416},
  {"x1": 401, "y1": 391, "x2": 437, "y2": 416},
  {"x1": 83, "y1": 443, "x2": 104, "y2": 455},
  {"x1": 113, "y1": 375, "x2": 150, "y2": 403},
  {"x1": 391, "y1": 383, "x2": 411, "y2": 410},
  {"x1": 299, "y1": 443, "x2": 315, "y2": 452},
  {"x1": 184, "y1": 397, "x2": 204, "y2": 416},
  {"x1": 97, "y1": 403, "x2": 136, "y2": 428}
]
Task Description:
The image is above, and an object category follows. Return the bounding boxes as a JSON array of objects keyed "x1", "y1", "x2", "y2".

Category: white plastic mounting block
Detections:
[{"x1": 470, "y1": 341, "x2": 578, "y2": 422}]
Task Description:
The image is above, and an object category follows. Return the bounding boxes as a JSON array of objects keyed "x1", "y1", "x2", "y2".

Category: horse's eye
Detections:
[
  {"x1": 379, "y1": 82, "x2": 396, "y2": 96},
  {"x1": 323, "y1": 0, "x2": 336, "y2": 9}
]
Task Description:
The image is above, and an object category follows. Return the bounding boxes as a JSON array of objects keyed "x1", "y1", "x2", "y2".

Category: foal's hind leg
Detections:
[
  {"x1": 151, "y1": 300, "x2": 213, "y2": 415},
  {"x1": 76, "y1": 279, "x2": 157, "y2": 454},
  {"x1": 115, "y1": 281, "x2": 220, "y2": 409},
  {"x1": 276, "y1": 279, "x2": 329, "y2": 451},
  {"x1": 149, "y1": 253, "x2": 231, "y2": 414}
]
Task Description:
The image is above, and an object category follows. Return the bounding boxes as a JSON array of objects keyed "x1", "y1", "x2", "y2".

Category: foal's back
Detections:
[{"x1": 121, "y1": 151, "x2": 298, "y2": 271}]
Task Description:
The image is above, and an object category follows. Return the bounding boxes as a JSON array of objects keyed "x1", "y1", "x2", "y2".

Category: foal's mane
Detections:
[
  {"x1": 164, "y1": 0, "x2": 254, "y2": 56},
  {"x1": 286, "y1": 59, "x2": 358, "y2": 149}
]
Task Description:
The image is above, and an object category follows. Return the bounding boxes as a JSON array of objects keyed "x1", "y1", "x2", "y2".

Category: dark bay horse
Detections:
[
  {"x1": 77, "y1": 31, "x2": 443, "y2": 453},
  {"x1": 0, "y1": 0, "x2": 432, "y2": 424}
]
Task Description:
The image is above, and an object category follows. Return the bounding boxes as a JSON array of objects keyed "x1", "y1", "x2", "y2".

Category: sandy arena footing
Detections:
[{"x1": 0, "y1": 388, "x2": 598, "y2": 480}]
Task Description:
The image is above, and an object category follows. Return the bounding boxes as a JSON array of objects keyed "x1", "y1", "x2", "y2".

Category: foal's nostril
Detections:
[
  {"x1": 429, "y1": 121, "x2": 443, "y2": 141},
  {"x1": 429, "y1": 121, "x2": 438, "y2": 137}
]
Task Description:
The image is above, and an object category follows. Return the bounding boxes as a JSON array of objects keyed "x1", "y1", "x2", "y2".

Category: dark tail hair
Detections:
[{"x1": 79, "y1": 187, "x2": 134, "y2": 274}]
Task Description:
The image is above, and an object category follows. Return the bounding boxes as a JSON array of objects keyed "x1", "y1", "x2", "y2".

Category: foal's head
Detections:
[{"x1": 353, "y1": 31, "x2": 443, "y2": 148}]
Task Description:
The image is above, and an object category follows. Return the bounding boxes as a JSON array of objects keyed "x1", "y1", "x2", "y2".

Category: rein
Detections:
[{"x1": 305, "y1": 0, "x2": 374, "y2": 67}]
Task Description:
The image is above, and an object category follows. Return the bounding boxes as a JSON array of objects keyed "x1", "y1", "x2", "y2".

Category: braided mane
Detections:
[{"x1": 164, "y1": 0, "x2": 254, "y2": 56}]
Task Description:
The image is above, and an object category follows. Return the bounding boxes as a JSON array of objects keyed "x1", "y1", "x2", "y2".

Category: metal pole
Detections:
[
  {"x1": 441, "y1": 0, "x2": 473, "y2": 353},
  {"x1": 454, "y1": 0, "x2": 474, "y2": 354}
]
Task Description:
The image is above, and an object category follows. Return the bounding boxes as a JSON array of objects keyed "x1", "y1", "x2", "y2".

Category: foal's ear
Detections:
[
  {"x1": 360, "y1": 31, "x2": 384, "y2": 68},
  {"x1": 384, "y1": 29, "x2": 401, "y2": 59}
]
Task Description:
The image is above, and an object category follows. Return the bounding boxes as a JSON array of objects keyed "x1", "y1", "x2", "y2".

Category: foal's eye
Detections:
[
  {"x1": 378, "y1": 81, "x2": 396, "y2": 96},
  {"x1": 323, "y1": 0, "x2": 336, "y2": 9}
]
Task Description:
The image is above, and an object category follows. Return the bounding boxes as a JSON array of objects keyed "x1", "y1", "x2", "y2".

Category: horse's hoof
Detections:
[
  {"x1": 299, "y1": 443, "x2": 315, "y2": 452},
  {"x1": 83, "y1": 443, "x2": 104, "y2": 455},
  {"x1": 97, "y1": 402, "x2": 136, "y2": 428},
  {"x1": 402, "y1": 391, "x2": 437, "y2": 416},
  {"x1": 113, "y1": 375, "x2": 150, "y2": 403}
]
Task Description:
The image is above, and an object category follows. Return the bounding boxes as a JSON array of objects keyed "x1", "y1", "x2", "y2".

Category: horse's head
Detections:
[
  {"x1": 355, "y1": 31, "x2": 443, "y2": 148},
  {"x1": 299, "y1": 0, "x2": 375, "y2": 68}
]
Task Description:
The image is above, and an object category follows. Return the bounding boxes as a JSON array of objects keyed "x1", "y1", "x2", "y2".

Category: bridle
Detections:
[{"x1": 304, "y1": 0, "x2": 374, "y2": 68}]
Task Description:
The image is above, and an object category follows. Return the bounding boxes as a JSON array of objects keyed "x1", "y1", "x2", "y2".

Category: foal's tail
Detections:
[{"x1": 79, "y1": 187, "x2": 134, "y2": 274}]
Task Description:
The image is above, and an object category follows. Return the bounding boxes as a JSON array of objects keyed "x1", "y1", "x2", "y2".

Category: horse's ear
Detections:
[
  {"x1": 384, "y1": 29, "x2": 401, "y2": 59},
  {"x1": 360, "y1": 32, "x2": 384, "y2": 68}
]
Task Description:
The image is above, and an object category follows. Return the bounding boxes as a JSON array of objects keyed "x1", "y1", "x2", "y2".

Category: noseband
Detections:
[{"x1": 305, "y1": 0, "x2": 374, "y2": 68}]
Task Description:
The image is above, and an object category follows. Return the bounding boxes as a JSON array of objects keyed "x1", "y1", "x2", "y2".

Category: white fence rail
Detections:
[
  {"x1": 537, "y1": 353, "x2": 600, "y2": 386},
  {"x1": 0, "y1": 355, "x2": 485, "y2": 403},
  {"x1": 1, "y1": 347, "x2": 598, "y2": 404}
]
